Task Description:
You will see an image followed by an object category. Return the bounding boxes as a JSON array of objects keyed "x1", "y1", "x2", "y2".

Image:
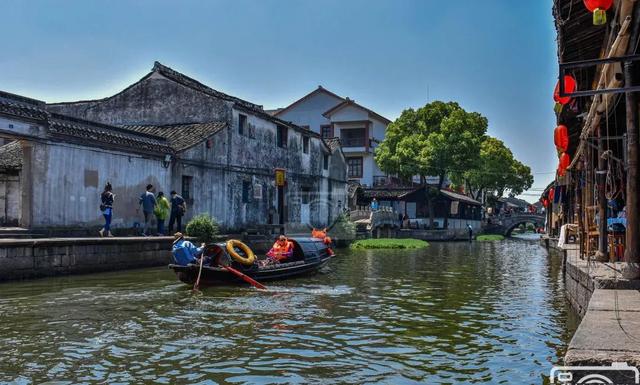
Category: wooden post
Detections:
[
  {"x1": 597, "y1": 126, "x2": 608, "y2": 260},
  {"x1": 624, "y1": 61, "x2": 639, "y2": 264}
]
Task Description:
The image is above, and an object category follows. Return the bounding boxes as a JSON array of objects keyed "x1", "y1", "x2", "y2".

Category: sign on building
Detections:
[
  {"x1": 253, "y1": 183, "x2": 263, "y2": 199},
  {"x1": 275, "y1": 168, "x2": 286, "y2": 187}
]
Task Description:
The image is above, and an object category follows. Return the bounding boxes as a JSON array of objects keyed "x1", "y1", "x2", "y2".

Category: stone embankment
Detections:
[
  {"x1": 545, "y1": 238, "x2": 640, "y2": 372},
  {"x1": 0, "y1": 237, "x2": 173, "y2": 281}
]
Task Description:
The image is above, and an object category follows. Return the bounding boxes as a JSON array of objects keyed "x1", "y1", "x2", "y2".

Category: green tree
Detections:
[
  {"x1": 457, "y1": 136, "x2": 533, "y2": 202},
  {"x1": 375, "y1": 101, "x2": 488, "y2": 227}
]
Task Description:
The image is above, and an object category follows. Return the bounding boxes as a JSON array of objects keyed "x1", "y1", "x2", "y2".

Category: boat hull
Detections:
[
  {"x1": 169, "y1": 237, "x2": 334, "y2": 286},
  {"x1": 170, "y1": 256, "x2": 331, "y2": 285}
]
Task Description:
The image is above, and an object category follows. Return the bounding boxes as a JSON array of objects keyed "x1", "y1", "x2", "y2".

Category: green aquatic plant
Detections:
[
  {"x1": 476, "y1": 234, "x2": 505, "y2": 241},
  {"x1": 350, "y1": 238, "x2": 429, "y2": 249}
]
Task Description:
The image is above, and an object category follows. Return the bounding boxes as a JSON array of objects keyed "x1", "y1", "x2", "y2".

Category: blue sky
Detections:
[{"x1": 1, "y1": 0, "x2": 557, "y2": 201}]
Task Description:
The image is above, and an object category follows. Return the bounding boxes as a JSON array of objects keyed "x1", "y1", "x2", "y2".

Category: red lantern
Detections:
[
  {"x1": 558, "y1": 152, "x2": 571, "y2": 176},
  {"x1": 584, "y1": 0, "x2": 614, "y2": 25},
  {"x1": 549, "y1": 188, "x2": 555, "y2": 202},
  {"x1": 554, "y1": 75, "x2": 577, "y2": 106},
  {"x1": 542, "y1": 198, "x2": 549, "y2": 208},
  {"x1": 554, "y1": 124, "x2": 569, "y2": 152}
]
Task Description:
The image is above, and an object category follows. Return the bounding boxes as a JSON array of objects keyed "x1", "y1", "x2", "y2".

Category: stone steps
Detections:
[{"x1": 0, "y1": 227, "x2": 45, "y2": 239}]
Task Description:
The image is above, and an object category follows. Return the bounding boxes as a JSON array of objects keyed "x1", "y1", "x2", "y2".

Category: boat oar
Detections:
[
  {"x1": 193, "y1": 256, "x2": 205, "y2": 292},
  {"x1": 223, "y1": 265, "x2": 267, "y2": 290}
]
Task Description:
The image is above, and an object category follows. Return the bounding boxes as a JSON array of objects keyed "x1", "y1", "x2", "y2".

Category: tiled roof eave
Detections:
[
  {"x1": 48, "y1": 120, "x2": 174, "y2": 156},
  {"x1": 123, "y1": 121, "x2": 227, "y2": 152}
]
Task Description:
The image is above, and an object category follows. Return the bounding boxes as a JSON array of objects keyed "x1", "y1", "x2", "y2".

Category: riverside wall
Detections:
[
  {"x1": 553, "y1": 244, "x2": 640, "y2": 373},
  {"x1": 0, "y1": 237, "x2": 173, "y2": 281}
]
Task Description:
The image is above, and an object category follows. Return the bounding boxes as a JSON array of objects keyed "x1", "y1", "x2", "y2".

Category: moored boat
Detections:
[{"x1": 169, "y1": 237, "x2": 334, "y2": 286}]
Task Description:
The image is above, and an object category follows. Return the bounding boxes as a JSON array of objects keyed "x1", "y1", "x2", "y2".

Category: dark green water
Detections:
[{"x1": 0, "y1": 239, "x2": 577, "y2": 384}]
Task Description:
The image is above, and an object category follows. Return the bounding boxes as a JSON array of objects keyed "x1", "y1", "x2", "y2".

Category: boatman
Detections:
[
  {"x1": 172, "y1": 232, "x2": 205, "y2": 265},
  {"x1": 267, "y1": 235, "x2": 293, "y2": 262}
]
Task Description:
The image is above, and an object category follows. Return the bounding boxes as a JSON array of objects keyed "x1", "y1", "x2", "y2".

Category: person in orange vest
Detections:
[
  {"x1": 267, "y1": 235, "x2": 293, "y2": 262},
  {"x1": 311, "y1": 228, "x2": 334, "y2": 255}
]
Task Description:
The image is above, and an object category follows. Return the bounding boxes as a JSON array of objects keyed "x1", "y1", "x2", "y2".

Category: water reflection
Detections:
[{"x1": 0, "y1": 239, "x2": 577, "y2": 384}]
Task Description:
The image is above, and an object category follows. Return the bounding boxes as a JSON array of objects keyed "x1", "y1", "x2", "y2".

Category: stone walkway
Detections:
[
  {"x1": 562, "y1": 246, "x2": 640, "y2": 370},
  {"x1": 566, "y1": 289, "x2": 640, "y2": 367}
]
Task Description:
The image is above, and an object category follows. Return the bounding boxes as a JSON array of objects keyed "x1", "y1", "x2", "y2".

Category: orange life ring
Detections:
[{"x1": 226, "y1": 240, "x2": 256, "y2": 266}]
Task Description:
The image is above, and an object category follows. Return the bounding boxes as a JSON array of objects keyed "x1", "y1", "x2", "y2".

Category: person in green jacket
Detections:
[{"x1": 154, "y1": 191, "x2": 171, "y2": 235}]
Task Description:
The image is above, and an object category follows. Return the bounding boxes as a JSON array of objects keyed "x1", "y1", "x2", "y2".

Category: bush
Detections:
[
  {"x1": 351, "y1": 238, "x2": 429, "y2": 249},
  {"x1": 185, "y1": 214, "x2": 220, "y2": 243},
  {"x1": 329, "y1": 213, "x2": 356, "y2": 240}
]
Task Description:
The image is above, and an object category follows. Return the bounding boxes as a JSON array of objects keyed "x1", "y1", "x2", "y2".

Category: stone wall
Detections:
[
  {"x1": 30, "y1": 141, "x2": 171, "y2": 229},
  {"x1": 564, "y1": 252, "x2": 594, "y2": 318},
  {"x1": 397, "y1": 228, "x2": 472, "y2": 241},
  {"x1": 0, "y1": 170, "x2": 21, "y2": 226},
  {"x1": 0, "y1": 237, "x2": 173, "y2": 281},
  {"x1": 564, "y1": 249, "x2": 640, "y2": 317}
]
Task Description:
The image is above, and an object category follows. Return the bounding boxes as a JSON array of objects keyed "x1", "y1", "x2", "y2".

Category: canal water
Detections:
[{"x1": 0, "y1": 238, "x2": 577, "y2": 384}]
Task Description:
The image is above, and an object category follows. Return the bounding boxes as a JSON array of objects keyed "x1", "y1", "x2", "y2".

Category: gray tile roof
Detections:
[
  {"x1": 124, "y1": 122, "x2": 227, "y2": 152},
  {"x1": 439, "y1": 189, "x2": 482, "y2": 206},
  {"x1": 48, "y1": 114, "x2": 174, "y2": 155},
  {"x1": 323, "y1": 137, "x2": 342, "y2": 152},
  {"x1": 0, "y1": 141, "x2": 22, "y2": 170},
  {"x1": 0, "y1": 89, "x2": 175, "y2": 155},
  {"x1": 0, "y1": 91, "x2": 48, "y2": 122}
]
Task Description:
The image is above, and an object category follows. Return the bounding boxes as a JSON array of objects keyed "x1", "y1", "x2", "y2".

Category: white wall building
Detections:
[{"x1": 273, "y1": 87, "x2": 391, "y2": 187}]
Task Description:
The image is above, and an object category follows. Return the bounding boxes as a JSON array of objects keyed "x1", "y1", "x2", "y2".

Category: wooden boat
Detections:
[{"x1": 169, "y1": 237, "x2": 334, "y2": 286}]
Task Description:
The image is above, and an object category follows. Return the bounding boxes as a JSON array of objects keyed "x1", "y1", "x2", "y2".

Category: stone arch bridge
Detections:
[{"x1": 486, "y1": 214, "x2": 546, "y2": 236}]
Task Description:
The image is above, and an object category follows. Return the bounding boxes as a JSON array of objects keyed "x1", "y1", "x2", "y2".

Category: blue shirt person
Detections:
[
  {"x1": 138, "y1": 184, "x2": 157, "y2": 236},
  {"x1": 172, "y1": 232, "x2": 205, "y2": 265}
]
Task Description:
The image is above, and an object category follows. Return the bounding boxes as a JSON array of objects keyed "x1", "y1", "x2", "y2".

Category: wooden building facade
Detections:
[{"x1": 551, "y1": 0, "x2": 640, "y2": 273}]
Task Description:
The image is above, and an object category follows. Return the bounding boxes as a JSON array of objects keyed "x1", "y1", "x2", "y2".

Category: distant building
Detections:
[
  {"x1": 273, "y1": 86, "x2": 391, "y2": 187},
  {"x1": 355, "y1": 184, "x2": 482, "y2": 230},
  {"x1": 0, "y1": 63, "x2": 347, "y2": 233}
]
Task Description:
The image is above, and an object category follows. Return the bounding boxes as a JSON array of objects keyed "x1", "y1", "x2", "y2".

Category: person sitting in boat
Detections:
[
  {"x1": 172, "y1": 232, "x2": 206, "y2": 265},
  {"x1": 266, "y1": 235, "x2": 293, "y2": 262},
  {"x1": 311, "y1": 228, "x2": 334, "y2": 254}
]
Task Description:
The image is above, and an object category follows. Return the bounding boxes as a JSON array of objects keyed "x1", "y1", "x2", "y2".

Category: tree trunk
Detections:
[{"x1": 440, "y1": 174, "x2": 449, "y2": 230}]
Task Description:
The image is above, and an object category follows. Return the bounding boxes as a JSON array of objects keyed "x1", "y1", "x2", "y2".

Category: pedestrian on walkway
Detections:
[
  {"x1": 371, "y1": 198, "x2": 379, "y2": 211},
  {"x1": 154, "y1": 191, "x2": 170, "y2": 235},
  {"x1": 138, "y1": 184, "x2": 156, "y2": 236},
  {"x1": 99, "y1": 182, "x2": 115, "y2": 237},
  {"x1": 169, "y1": 190, "x2": 186, "y2": 233}
]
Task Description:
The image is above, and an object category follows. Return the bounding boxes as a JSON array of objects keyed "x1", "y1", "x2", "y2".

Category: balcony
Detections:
[
  {"x1": 340, "y1": 127, "x2": 368, "y2": 150},
  {"x1": 340, "y1": 136, "x2": 367, "y2": 147}
]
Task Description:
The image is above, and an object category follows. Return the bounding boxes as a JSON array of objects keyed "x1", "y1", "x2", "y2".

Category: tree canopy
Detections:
[
  {"x1": 375, "y1": 100, "x2": 533, "y2": 202},
  {"x1": 374, "y1": 101, "x2": 487, "y2": 188},
  {"x1": 459, "y1": 136, "x2": 533, "y2": 200}
]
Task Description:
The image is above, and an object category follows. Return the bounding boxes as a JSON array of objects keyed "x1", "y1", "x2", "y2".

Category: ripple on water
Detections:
[{"x1": 0, "y1": 239, "x2": 577, "y2": 384}]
